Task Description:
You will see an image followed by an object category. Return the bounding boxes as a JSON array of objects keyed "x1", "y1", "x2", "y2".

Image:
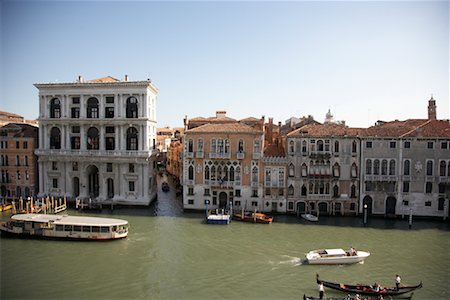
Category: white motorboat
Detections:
[
  {"x1": 304, "y1": 248, "x2": 370, "y2": 265},
  {"x1": 301, "y1": 214, "x2": 318, "y2": 222}
]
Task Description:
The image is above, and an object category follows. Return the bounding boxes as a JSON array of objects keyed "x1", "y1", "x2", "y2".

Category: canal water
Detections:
[{"x1": 1, "y1": 190, "x2": 449, "y2": 299}]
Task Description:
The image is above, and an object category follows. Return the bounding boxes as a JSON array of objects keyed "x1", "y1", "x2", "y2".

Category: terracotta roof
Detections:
[
  {"x1": 206, "y1": 115, "x2": 237, "y2": 122},
  {"x1": 360, "y1": 119, "x2": 450, "y2": 138},
  {"x1": 288, "y1": 123, "x2": 363, "y2": 138},
  {"x1": 187, "y1": 123, "x2": 262, "y2": 134},
  {"x1": 240, "y1": 117, "x2": 260, "y2": 122},
  {"x1": 189, "y1": 117, "x2": 208, "y2": 122},
  {"x1": 87, "y1": 76, "x2": 120, "y2": 83},
  {"x1": 1, "y1": 123, "x2": 38, "y2": 138},
  {"x1": 0, "y1": 111, "x2": 24, "y2": 119}
]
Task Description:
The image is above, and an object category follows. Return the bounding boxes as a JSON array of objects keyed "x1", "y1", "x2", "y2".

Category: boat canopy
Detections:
[
  {"x1": 11, "y1": 214, "x2": 128, "y2": 227},
  {"x1": 322, "y1": 249, "x2": 347, "y2": 256}
]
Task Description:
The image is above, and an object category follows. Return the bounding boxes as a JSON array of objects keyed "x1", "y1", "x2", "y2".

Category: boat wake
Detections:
[{"x1": 274, "y1": 255, "x2": 303, "y2": 267}]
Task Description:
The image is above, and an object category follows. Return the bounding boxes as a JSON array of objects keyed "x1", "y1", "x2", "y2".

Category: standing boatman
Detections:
[
  {"x1": 395, "y1": 274, "x2": 401, "y2": 290},
  {"x1": 318, "y1": 281, "x2": 325, "y2": 299}
]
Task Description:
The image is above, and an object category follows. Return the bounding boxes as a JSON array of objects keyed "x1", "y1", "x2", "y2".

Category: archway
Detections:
[
  {"x1": 297, "y1": 201, "x2": 306, "y2": 214},
  {"x1": 219, "y1": 192, "x2": 227, "y2": 209},
  {"x1": 1, "y1": 185, "x2": 7, "y2": 197},
  {"x1": 73, "y1": 177, "x2": 80, "y2": 197},
  {"x1": 87, "y1": 165, "x2": 99, "y2": 198},
  {"x1": 363, "y1": 196, "x2": 373, "y2": 216},
  {"x1": 386, "y1": 196, "x2": 397, "y2": 216},
  {"x1": 318, "y1": 202, "x2": 328, "y2": 214}
]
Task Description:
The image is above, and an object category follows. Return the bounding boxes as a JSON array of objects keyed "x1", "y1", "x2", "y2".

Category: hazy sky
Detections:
[{"x1": 1, "y1": 1, "x2": 448, "y2": 128}]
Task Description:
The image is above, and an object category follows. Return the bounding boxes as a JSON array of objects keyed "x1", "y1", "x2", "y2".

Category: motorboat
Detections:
[
  {"x1": 206, "y1": 209, "x2": 231, "y2": 225},
  {"x1": 316, "y1": 274, "x2": 422, "y2": 296},
  {"x1": 304, "y1": 248, "x2": 370, "y2": 265},
  {"x1": 232, "y1": 211, "x2": 273, "y2": 224},
  {"x1": 0, "y1": 213, "x2": 128, "y2": 240},
  {"x1": 301, "y1": 213, "x2": 318, "y2": 222}
]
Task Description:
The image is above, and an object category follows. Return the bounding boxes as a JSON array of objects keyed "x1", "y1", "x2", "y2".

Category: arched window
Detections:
[
  {"x1": 334, "y1": 141, "x2": 339, "y2": 153},
  {"x1": 389, "y1": 160, "x2": 396, "y2": 175},
  {"x1": 235, "y1": 166, "x2": 241, "y2": 182},
  {"x1": 381, "y1": 159, "x2": 388, "y2": 175},
  {"x1": 333, "y1": 163, "x2": 340, "y2": 177},
  {"x1": 252, "y1": 166, "x2": 258, "y2": 183},
  {"x1": 426, "y1": 160, "x2": 433, "y2": 176},
  {"x1": 350, "y1": 184, "x2": 356, "y2": 198},
  {"x1": 50, "y1": 127, "x2": 61, "y2": 149},
  {"x1": 351, "y1": 163, "x2": 357, "y2": 178},
  {"x1": 317, "y1": 140, "x2": 324, "y2": 152},
  {"x1": 204, "y1": 166, "x2": 210, "y2": 180},
  {"x1": 188, "y1": 139, "x2": 193, "y2": 153},
  {"x1": 210, "y1": 166, "x2": 216, "y2": 181},
  {"x1": 126, "y1": 127, "x2": 138, "y2": 150},
  {"x1": 288, "y1": 163, "x2": 295, "y2": 177},
  {"x1": 440, "y1": 161, "x2": 446, "y2": 176},
  {"x1": 87, "y1": 127, "x2": 99, "y2": 150},
  {"x1": 301, "y1": 163, "x2": 308, "y2": 177},
  {"x1": 302, "y1": 140, "x2": 307, "y2": 153},
  {"x1": 288, "y1": 184, "x2": 294, "y2": 196},
  {"x1": 229, "y1": 166, "x2": 235, "y2": 182},
  {"x1": 352, "y1": 140, "x2": 357, "y2": 153},
  {"x1": 404, "y1": 160, "x2": 410, "y2": 175},
  {"x1": 373, "y1": 159, "x2": 380, "y2": 175},
  {"x1": 309, "y1": 182, "x2": 314, "y2": 194},
  {"x1": 325, "y1": 183, "x2": 330, "y2": 194},
  {"x1": 50, "y1": 98, "x2": 61, "y2": 118},
  {"x1": 188, "y1": 165, "x2": 194, "y2": 180},
  {"x1": 223, "y1": 166, "x2": 229, "y2": 181},
  {"x1": 301, "y1": 185, "x2": 307, "y2": 196},
  {"x1": 238, "y1": 140, "x2": 244, "y2": 152},
  {"x1": 16, "y1": 186, "x2": 22, "y2": 198},
  {"x1": 87, "y1": 97, "x2": 99, "y2": 118},
  {"x1": 126, "y1": 96, "x2": 138, "y2": 118},
  {"x1": 366, "y1": 159, "x2": 372, "y2": 175},
  {"x1": 289, "y1": 140, "x2": 294, "y2": 153},
  {"x1": 333, "y1": 185, "x2": 339, "y2": 198}
]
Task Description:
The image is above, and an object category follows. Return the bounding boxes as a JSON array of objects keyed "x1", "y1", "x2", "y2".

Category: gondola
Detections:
[
  {"x1": 316, "y1": 274, "x2": 422, "y2": 296},
  {"x1": 303, "y1": 293, "x2": 414, "y2": 300}
]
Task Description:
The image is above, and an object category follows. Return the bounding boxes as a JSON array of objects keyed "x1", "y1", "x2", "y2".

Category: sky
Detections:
[{"x1": 0, "y1": 0, "x2": 448, "y2": 128}]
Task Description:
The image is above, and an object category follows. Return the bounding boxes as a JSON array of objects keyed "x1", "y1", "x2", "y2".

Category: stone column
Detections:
[
  {"x1": 80, "y1": 126, "x2": 86, "y2": 150},
  {"x1": 100, "y1": 126, "x2": 105, "y2": 151},
  {"x1": 99, "y1": 94, "x2": 104, "y2": 118}
]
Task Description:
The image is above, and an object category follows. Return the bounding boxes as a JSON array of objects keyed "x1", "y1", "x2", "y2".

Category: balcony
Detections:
[
  {"x1": 186, "y1": 152, "x2": 194, "y2": 158},
  {"x1": 236, "y1": 152, "x2": 245, "y2": 160},
  {"x1": 309, "y1": 151, "x2": 331, "y2": 159},
  {"x1": 364, "y1": 174, "x2": 398, "y2": 181},
  {"x1": 252, "y1": 153, "x2": 261, "y2": 159},
  {"x1": 35, "y1": 149, "x2": 152, "y2": 158},
  {"x1": 196, "y1": 151, "x2": 204, "y2": 158},
  {"x1": 439, "y1": 176, "x2": 450, "y2": 183},
  {"x1": 209, "y1": 152, "x2": 231, "y2": 159}
]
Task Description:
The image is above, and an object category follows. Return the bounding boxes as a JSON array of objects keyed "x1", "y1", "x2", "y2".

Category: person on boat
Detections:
[
  {"x1": 395, "y1": 274, "x2": 401, "y2": 290},
  {"x1": 318, "y1": 281, "x2": 324, "y2": 299},
  {"x1": 350, "y1": 246, "x2": 357, "y2": 256},
  {"x1": 373, "y1": 283, "x2": 380, "y2": 292}
]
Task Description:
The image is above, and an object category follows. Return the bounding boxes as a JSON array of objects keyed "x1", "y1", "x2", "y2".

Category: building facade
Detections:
[
  {"x1": 0, "y1": 123, "x2": 39, "y2": 200},
  {"x1": 286, "y1": 123, "x2": 361, "y2": 216},
  {"x1": 34, "y1": 75, "x2": 159, "y2": 205},
  {"x1": 182, "y1": 112, "x2": 266, "y2": 211},
  {"x1": 361, "y1": 118, "x2": 450, "y2": 218}
]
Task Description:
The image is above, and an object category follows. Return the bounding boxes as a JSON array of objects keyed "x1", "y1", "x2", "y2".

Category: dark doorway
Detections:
[
  {"x1": 386, "y1": 196, "x2": 397, "y2": 216},
  {"x1": 318, "y1": 202, "x2": 328, "y2": 214},
  {"x1": 73, "y1": 177, "x2": 80, "y2": 197},
  {"x1": 107, "y1": 178, "x2": 114, "y2": 199},
  {"x1": 87, "y1": 165, "x2": 99, "y2": 198},
  {"x1": 363, "y1": 196, "x2": 373, "y2": 216},
  {"x1": 297, "y1": 202, "x2": 306, "y2": 214},
  {"x1": 219, "y1": 192, "x2": 227, "y2": 209}
]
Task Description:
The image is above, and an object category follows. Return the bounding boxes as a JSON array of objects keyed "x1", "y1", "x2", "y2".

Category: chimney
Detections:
[
  {"x1": 216, "y1": 111, "x2": 226, "y2": 118},
  {"x1": 77, "y1": 75, "x2": 84, "y2": 83},
  {"x1": 124, "y1": 75, "x2": 129, "y2": 82},
  {"x1": 428, "y1": 95, "x2": 437, "y2": 120}
]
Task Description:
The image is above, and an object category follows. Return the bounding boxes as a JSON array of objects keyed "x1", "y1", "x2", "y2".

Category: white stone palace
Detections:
[{"x1": 35, "y1": 75, "x2": 159, "y2": 205}]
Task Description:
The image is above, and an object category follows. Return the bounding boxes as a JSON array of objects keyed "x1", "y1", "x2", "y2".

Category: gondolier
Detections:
[
  {"x1": 395, "y1": 274, "x2": 401, "y2": 290},
  {"x1": 318, "y1": 281, "x2": 324, "y2": 299}
]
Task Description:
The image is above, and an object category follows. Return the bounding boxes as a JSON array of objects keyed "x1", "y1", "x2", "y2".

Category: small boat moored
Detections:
[
  {"x1": 304, "y1": 248, "x2": 370, "y2": 265},
  {"x1": 0, "y1": 213, "x2": 128, "y2": 240},
  {"x1": 232, "y1": 210, "x2": 273, "y2": 224},
  {"x1": 301, "y1": 213, "x2": 318, "y2": 222},
  {"x1": 316, "y1": 274, "x2": 422, "y2": 296}
]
